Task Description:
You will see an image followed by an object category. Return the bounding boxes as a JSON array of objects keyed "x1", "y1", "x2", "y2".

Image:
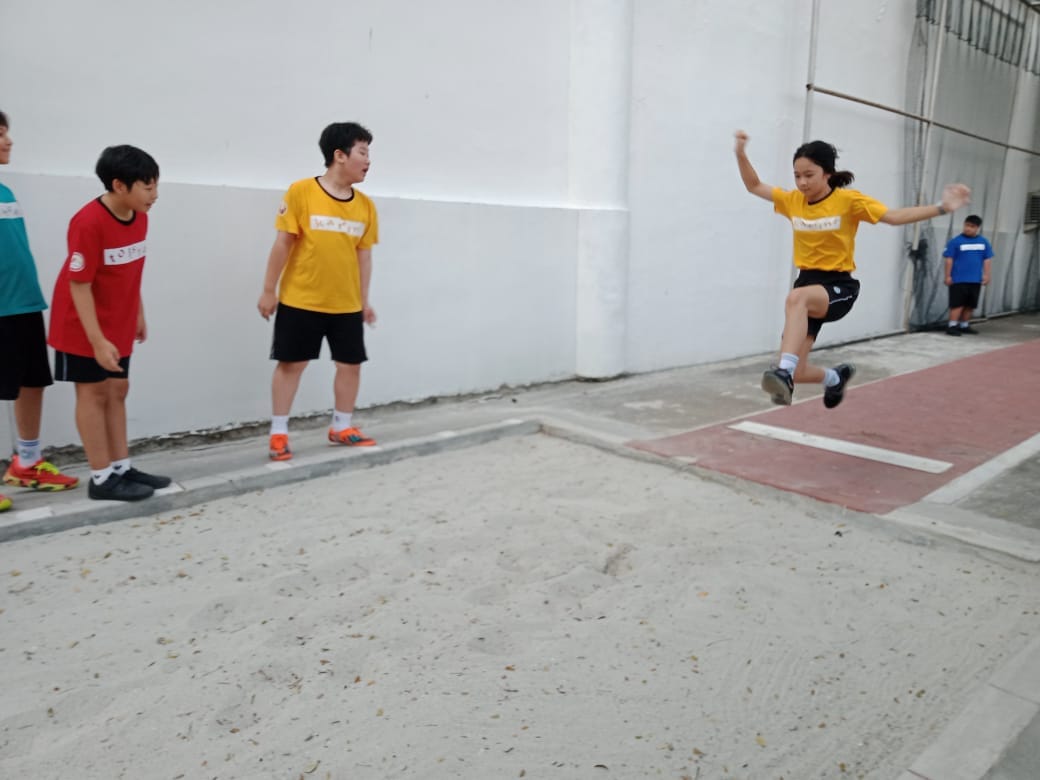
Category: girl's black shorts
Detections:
[{"x1": 794, "y1": 270, "x2": 861, "y2": 338}]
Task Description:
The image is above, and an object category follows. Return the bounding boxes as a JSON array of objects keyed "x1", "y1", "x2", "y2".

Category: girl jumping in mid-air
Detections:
[{"x1": 734, "y1": 130, "x2": 971, "y2": 408}]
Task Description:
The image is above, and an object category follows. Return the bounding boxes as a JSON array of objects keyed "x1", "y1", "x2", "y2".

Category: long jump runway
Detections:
[{"x1": 630, "y1": 339, "x2": 1040, "y2": 515}]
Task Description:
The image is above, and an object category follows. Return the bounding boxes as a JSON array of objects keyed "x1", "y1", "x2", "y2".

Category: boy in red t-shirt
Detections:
[{"x1": 49, "y1": 145, "x2": 170, "y2": 501}]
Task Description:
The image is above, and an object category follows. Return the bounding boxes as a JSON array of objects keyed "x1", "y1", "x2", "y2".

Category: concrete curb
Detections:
[
  {"x1": 898, "y1": 635, "x2": 1040, "y2": 780},
  {"x1": 0, "y1": 418, "x2": 538, "y2": 543}
]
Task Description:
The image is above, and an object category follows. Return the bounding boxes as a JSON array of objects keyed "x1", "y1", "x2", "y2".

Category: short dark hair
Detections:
[
  {"x1": 0, "y1": 110, "x2": 8, "y2": 129},
  {"x1": 319, "y1": 122, "x2": 372, "y2": 167},
  {"x1": 95, "y1": 145, "x2": 159, "y2": 191},
  {"x1": 965, "y1": 214, "x2": 982, "y2": 226},
  {"x1": 794, "y1": 140, "x2": 855, "y2": 188}
]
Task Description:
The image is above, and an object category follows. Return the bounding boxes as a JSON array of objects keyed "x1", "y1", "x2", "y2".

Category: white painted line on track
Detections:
[
  {"x1": 729, "y1": 420, "x2": 953, "y2": 474},
  {"x1": 923, "y1": 432, "x2": 1040, "y2": 504}
]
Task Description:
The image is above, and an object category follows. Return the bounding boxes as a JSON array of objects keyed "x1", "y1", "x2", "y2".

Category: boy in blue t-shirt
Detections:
[
  {"x1": 942, "y1": 214, "x2": 993, "y2": 335},
  {"x1": 0, "y1": 110, "x2": 79, "y2": 511}
]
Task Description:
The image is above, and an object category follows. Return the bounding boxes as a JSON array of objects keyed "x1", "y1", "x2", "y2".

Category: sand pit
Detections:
[{"x1": 2, "y1": 434, "x2": 1038, "y2": 779}]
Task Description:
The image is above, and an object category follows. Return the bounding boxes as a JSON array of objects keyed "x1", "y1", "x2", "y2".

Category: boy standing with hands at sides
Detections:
[
  {"x1": 734, "y1": 130, "x2": 971, "y2": 408},
  {"x1": 257, "y1": 122, "x2": 379, "y2": 461},
  {"x1": 942, "y1": 214, "x2": 993, "y2": 335},
  {"x1": 49, "y1": 145, "x2": 171, "y2": 502},
  {"x1": 0, "y1": 110, "x2": 79, "y2": 512}
]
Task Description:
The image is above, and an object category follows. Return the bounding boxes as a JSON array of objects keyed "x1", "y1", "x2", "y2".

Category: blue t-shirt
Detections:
[
  {"x1": 0, "y1": 181, "x2": 47, "y2": 317},
  {"x1": 943, "y1": 233, "x2": 994, "y2": 284}
]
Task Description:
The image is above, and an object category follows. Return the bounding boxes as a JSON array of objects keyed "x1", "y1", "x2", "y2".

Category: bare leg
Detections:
[
  {"x1": 333, "y1": 362, "x2": 361, "y2": 413},
  {"x1": 272, "y1": 361, "x2": 308, "y2": 416},
  {"x1": 792, "y1": 334, "x2": 825, "y2": 385},
  {"x1": 12, "y1": 386, "x2": 44, "y2": 441},
  {"x1": 779, "y1": 285, "x2": 830, "y2": 357},
  {"x1": 949, "y1": 305, "x2": 964, "y2": 323},
  {"x1": 105, "y1": 378, "x2": 131, "y2": 461},
  {"x1": 75, "y1": 382, "x2": 113, "y2": 470}
]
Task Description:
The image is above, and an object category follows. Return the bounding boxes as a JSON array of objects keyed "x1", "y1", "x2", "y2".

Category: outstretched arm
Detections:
[
  {"x1": 880, "y1": 183, "x2": 971, "y2": 225},
  {"x1": 734, "y1": 131, "x2": 775, "y2": 201}
]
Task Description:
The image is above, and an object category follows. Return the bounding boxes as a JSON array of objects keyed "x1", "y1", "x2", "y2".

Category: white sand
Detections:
[{"x1": 1, "y1": 434, "x2": 1038, "y2": 779}]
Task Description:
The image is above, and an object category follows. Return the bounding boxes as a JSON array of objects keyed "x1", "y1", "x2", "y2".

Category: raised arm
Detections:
[
  {"x1": 880, "y1": 183, "x2": 971, "y2": 225},
  {"x1": 734, "y1": 130, "x2": 775, "y2": 202}
]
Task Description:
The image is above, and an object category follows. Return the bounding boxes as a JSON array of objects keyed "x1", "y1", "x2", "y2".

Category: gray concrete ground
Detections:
[{"x1": 2, "y1": 312, "x2": 1039, "y2": 778}]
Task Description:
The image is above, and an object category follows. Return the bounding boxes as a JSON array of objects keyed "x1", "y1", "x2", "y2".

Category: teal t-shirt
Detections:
[{"x1": 0, "y1": 181, "x2": 47, "y2": 317}]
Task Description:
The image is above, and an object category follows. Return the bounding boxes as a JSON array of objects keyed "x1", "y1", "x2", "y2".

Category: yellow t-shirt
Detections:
[
  {"x1": 772, "y1": 187, "x2": 888, "y2": 272},
  {"x1": 275, "y1": 177, "x2": 379, "y2": 313}
]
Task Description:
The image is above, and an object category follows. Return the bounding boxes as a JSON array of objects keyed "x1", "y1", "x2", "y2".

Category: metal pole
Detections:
[
  {"x1": 802, "y1": 0, "x2": 822, "y2": 142},
  {"x1": 805, "y1": 85, "x2": 1040, "y2": 157},
  {"x1": 903, "y1": 0, "x2": 949, "y2": 331},
  {"x1": 911, "y1": 0, "x2": 949, "y2": 252}
]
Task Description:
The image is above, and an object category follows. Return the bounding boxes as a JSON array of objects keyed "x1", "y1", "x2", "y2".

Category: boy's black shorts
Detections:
[
  {"x1": 949, "y1": 282, "x2": 981, "y2": 310},
  {"x1": 0, "y1": 311, "x2": 54, "y2": 400},
  {"x1": 54, "y1": 350, "x2": 131, "y2": 383},
  {"x1": 793, "y1": 270, "x2": 861, "y2": 338},
  {"x1": 270, "y1": 303, "x2": 367, "y2": 364}
]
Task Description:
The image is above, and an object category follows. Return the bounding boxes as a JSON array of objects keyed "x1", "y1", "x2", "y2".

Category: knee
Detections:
[
  {"x1": 110, "y1": 379, "x2": 130, "y2": 403},
  {"x1": 76, "y1": 382, "x2": 109, "y2": 409},
  {"x1": 276, "y1": 361, "x2": 308, "y2": 378},
  {"x1": 784, "y1": 290, "x2": 807, "y2": 312}
]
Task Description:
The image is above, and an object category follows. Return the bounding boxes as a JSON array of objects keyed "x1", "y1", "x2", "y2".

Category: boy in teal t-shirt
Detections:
[{"x1": 0, "y1": 110, "x2": 78, "y2": 510}]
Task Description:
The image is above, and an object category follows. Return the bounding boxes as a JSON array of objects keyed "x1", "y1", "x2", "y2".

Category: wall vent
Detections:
[{"x1": 1026, "y1": 191, "x2": 1040, "y2": 232}]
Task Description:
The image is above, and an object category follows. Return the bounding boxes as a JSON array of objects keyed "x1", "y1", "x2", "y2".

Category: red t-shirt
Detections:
[{"x1": 49, "y1": 198, "x2": 148, "y2": 358}]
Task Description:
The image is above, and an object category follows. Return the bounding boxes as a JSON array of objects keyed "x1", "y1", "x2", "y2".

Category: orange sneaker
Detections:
[
  {"x1": 3, "y1": 456, "x2": 79, "y2": 491},
  {"x1": 269, "y1": 433, "x2": 292, "y2": 461},
  {"x1": 0, "y1": 493, "x2": 11, "y2": 512},
  {"x1": 328, "y1": 427, "x2": 376, "y2": 446}
]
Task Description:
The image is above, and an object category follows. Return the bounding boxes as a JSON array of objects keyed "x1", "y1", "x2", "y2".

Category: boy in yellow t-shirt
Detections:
[
  {"x1": 257, "y1": 122, "x2": 379, "y2": 461},
  {"x1": 734, "y1": 130, "x2": 971, "y2": 409}
]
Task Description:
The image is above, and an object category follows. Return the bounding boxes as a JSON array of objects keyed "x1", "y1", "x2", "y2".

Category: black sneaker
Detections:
[
  {"x1": 823, "y1": 363, "x2": 856, "y2": 409},
  {"x1": 88, "y1": 473, "x2": 154, "y2": 502},
  {"x1": 961, "y1": 325, "x2": 980, "y2": 335},
  {"x1": 761, "y1": 367, "x2": 794, "y2": 406},
  {"x1": 946, "y1": 326, "x2": 962, "y2": 336},
  {"x1": 121, "y1": 467, "x2": 172, "y2": 489}
]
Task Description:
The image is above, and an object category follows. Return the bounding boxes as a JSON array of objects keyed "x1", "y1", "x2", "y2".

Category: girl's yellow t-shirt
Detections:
[{"x1": 772, "y1": 187, "x2": 888, "y2": 272}]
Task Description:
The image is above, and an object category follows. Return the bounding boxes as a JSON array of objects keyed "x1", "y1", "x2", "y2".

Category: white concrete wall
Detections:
[{"x1": 0, "y1": 0, "x2": 1036, "y2": 448}]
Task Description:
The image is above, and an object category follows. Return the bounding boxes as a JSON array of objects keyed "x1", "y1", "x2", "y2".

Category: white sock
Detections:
[
  {"x1": 949, "y1": 320, "x2": 958, "y2": 328},
  {"x1": 16, "y1": 439, "x2": 41, "y2": 464},
  {"x1": 960, "y1": 321, "x2": 969, "y2": 329},
  {"x1": 112, "y1": 458, "x2": 131, "y2": 475},
  {"x1": 823, "y1": 368, "x2": 840, "y2": 387},
  {"x1": 332, "y1": 410, "x2": 353, "y2": 432},
  {"x1": 270, "y1": 415, "x2": 290, "y2": 436},
  {"x1": 91, "y1": 465, "x2": 115, "y2": 485},
  {"x1": 778, "y1": 353, "x2": 799, "y2": 373}
]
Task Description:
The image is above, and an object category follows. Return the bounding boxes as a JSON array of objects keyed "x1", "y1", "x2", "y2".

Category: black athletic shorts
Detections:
[
  {"x1": 54, "y1": 350, "x2": 131, "y2": 383},
  {"x1": 793, "y1": 270, "x2": 861, "y2": 338},
  {"x1": 0, "y1": 311, "x2": 54, "y2": 400},
  {"x1": 270, "y1": 302, "x2": 367, "y2": 364},
  {"x1": 948, "y1": 282, "x2": 981, "y2": 310}
]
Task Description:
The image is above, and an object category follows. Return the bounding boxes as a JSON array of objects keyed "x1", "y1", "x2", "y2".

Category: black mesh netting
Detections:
[{"x1": 905, "y1": 0, "x2": 1040, "y2": 328}]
